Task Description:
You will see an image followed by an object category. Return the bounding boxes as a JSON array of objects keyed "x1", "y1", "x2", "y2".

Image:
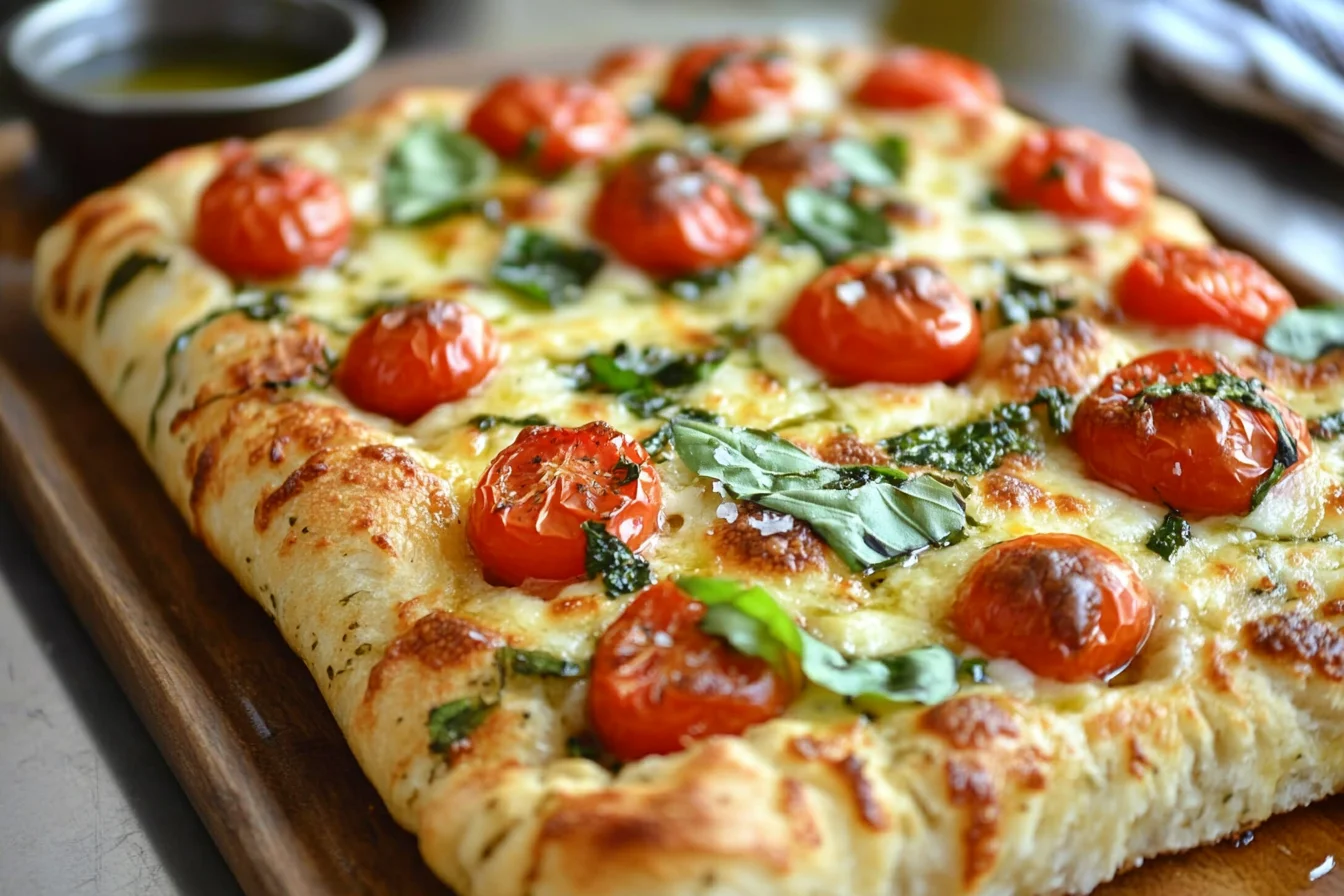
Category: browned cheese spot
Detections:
[
  {"x1": 946, "y1": 758, "x2": 1000, "y2": 887},
  {"x1": 254, "y1": 450, "x2": 333, "y2": 531},
  {"x1": 1245, "y1": 612, "x2": 1344, "y2": 680},
  {"x1": 364, "y1": 611, "x2": 503, "y2": 699},
  {"x1": 712, "y1": 501, "x2": 827, "y2": 574},
  {"x1": 50, "y1": 195, "x2": 126, "y2": 314},
  {"x1": 918, "y1": 696, "x2": 1020, "y2": 750},
  {"x1": 778, "y1": 778, "x2": 822, "y2": 849},
  {"x1": 1322, "y1": 599, "x2": 1344, "y2": 619},
  {"x1": 790, "y1": 735, "x2": 891, "y2": 832},
  {"x1": 973, "y1": 316, "x2": 1107, "y2": 401},
  {"x1": 1245, "y1": 348, "x2": 1344, "y2": 391},
  {"x1": 815, "y1": 433, "x2": 891, "y2": 467},
  {"x1": 978, "y1": 469, "x2": 1090, "y2": 516}
]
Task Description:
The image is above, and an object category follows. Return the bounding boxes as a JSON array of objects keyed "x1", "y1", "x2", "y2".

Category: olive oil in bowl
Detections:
[{"x1": 56, "y1": 37, "x2": 327, "y2": 96}]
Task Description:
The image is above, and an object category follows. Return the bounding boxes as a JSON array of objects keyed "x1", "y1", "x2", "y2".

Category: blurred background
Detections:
[{"x1": 0, "y1": 1, "x2": 1341, "y2": 895}]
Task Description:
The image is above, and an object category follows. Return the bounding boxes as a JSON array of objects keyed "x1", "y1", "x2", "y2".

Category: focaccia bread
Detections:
[{"x1": 33, "y1": 37, "x2": 1344, "y2": 896}]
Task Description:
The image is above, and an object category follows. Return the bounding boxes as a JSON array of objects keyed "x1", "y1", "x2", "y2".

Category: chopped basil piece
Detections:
[
  {"x1": 467, "y1": 413, "x2": 550, "y2": 431},
  {"x1": 610, "y1": 457, "x2": 642, "y2": 486},
  {"x1": 582, "y1": 521, "x2": 653, "y2": 597},
  {"x1": 1264, "y1": 307, "x2": 1344, "y2": 362},
  {"x1": 1131, "y1": 372, "x2": 1297, "y2": 510},
  {"x1": 568, "y1": 343, "x2": 727, "y2": 418},
  {"x1": 663, "y1": 266, "x2": 734, "y2": 301},
  {"x1": 1310, "y1": 410, "x2": 1344, "y2": 441},
  {"x1": 881, "y1": 403, "x2": 1038, "y2": 476},
  {"x1": 427, "y1": 697, "x2": 495, "y2": 754},
  {"x1": 1146, "y1": 510, "x2": 1191, "y2": 561},
  {"x1": 148, "y1": 291, "x2": 291, "y2": 443},
  {"x1": 959, "y1": 657, "x2": 991, "y2": 684},
  {"x1": 784, "y1": 187, "x2": 891, "y2": 264},
  {"x1": 1029, "y1": 386, "x2": 1076, "y2": 434},
  {"x1": 97, "y1": 252, "x2": 169, "y2": 329},
  {"x1": 995, "y1": 273, "x2": 1075, "y2": 327},
  {"x1": 671, "y1": 419, "x2": 965, "y2": 571},
  {"x1": 497, "y1": 646, "x2": 586, "y2": 679},
  {"x1": 830, "y1": 135, "x2": 907, "y2": 186},
  {"x1": 680, "y1": 576, "x2": 960, "y2": 705},
  {"x1": 490, "y1": 226, "x2": 606, "y2": 307},
  {"x1": 383, "y1": 122, "x2": 497, "y2": 226}
]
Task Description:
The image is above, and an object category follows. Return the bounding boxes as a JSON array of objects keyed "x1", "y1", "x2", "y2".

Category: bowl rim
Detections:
[{"x1": 5, "y1": 0, "x2": 385, "y2": 114}]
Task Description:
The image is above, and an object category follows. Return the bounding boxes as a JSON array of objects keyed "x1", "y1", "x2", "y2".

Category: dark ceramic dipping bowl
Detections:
[{"x1": 5, "y1": 0, "x2": 385, "y2": 189}]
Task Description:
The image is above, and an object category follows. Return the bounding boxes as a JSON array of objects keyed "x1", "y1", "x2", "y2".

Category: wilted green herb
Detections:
[
  {"x1": 582, "y1": 521, "x2": 653, "y2": 597},
  {"x1": 1145, "y1": 510, "x2": 1191, "y2": 561}
]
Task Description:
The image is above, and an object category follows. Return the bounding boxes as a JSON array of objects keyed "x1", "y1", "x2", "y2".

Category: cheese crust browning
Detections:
[{"x1": 33, "y1": 41, "x2": 1344, "y2": 896}]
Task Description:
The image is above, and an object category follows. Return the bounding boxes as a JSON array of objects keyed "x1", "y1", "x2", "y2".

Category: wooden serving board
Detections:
[{"x1": 0, "y1": 48, "x2": 1341, "y2": 896}]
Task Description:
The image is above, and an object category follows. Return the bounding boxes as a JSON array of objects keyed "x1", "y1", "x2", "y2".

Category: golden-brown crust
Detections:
[{"x1": 29, "y1": 68, "x2": 1344, "y2": 896}]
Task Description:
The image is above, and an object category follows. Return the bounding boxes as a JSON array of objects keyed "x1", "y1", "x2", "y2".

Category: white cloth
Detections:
[{"x1": 1134, "y1": 0, "x2": 1344, "y2": 163}]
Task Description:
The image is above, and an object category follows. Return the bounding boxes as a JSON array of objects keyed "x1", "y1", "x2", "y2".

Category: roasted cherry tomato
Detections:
[
  {"x1": 1115, "y1": 241, "x2": 1295, "y2": 343},
  {"x1": 660, "y1": 39, "x2": 794, "y2": 124},
  {"x1": 1072, "y1": 349, "x2": 1311, "y2": 517},
  {"x1": 466, "y1": 75, "x2": 629, "y2": 175},
  {"x1": 195, "y1": 153, "x2": 351, "y2": 280},
  {"x1": 854, "y1": 47, "x2": 1002, "y2": 113},
  {"x1": 782, "y1": 257, "x2": 982, "y2": 384},
  {"x1": 590, "y1": 148, "x2": 765, "y2": 277},
  {"x1": 468, "y1": 422, "x2": 662, "y2": 586},
  {"x1": 952, "y1": 533, "x2": 1154, "y2": 682},
  {"x1": 588, "y1": 581, "x2": 794, "y2": 761},
  {"x1": 739, "y1": 134, "x2": 848, "y2": 208},
  {"x1": 999, "y1": 128, "x2": 1154, "y2": 226},
  {"x1": 336, "y1": 298, "x2": 500, "y2": 424}
]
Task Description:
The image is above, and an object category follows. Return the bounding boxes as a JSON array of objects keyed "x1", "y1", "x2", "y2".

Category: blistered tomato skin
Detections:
[
  {"x1": 589, "y1": 149, "x2": 765, "y2": 277},
  {"x1": 468, "y1": 422, "x2": 662, "y2": 587},
  {"x1": 782, "y1": 257, "x2": 982, "y2": 384},
  {"x1": 588, "y1": 581, "x2": 793, "y2": 762},
  {"x1": 466, "y1": 75, "x2": 629, "y2": 175},
  {"x1": 194, "y1": 152, "x2": 351, "y2": 280},
  {"x1": 336, "y1": 299, "x2": 501, "y2": 424},
  {"x1": 1000, "y1": 128, "x2": 1154, "y2": 226},
  {"x1": 1116, "y1": 241, "x2": 1296, "y2": 343},
  {"x1": 952, "y1": 533, "x2": 1155, "y2": 683},
  {"x1": 660, "y1": 39, "x2": 794, "y2": 124},
  {"x1": 739, "y1": 135, "x2": 849, "y2": 209},
  {"x1": 1072, "y1": 349, "x2": 1311, "y2": 518},
  {"x1": 854, "y1": 47, "x2": 1002, "y2": 113}
]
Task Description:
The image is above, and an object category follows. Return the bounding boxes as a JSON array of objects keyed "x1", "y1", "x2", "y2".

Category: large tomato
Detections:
[
  {"x1": 782, "y1": 257, "x2": 982, "y2": 384},
  {"x1": 660, "y1": 39, "x2": 794, "y2": 124},
  {"x1": 588, "y1": 581, "x2": 794, "y2": 761},
  {"x1": 468, "y1": 422, "x2": 662, "y2": 586},
  {"x1": 466, "y1": 75, "x2": 629, "y2": 175},
  {"x1": 952, "y1": 533, "x2": 1154, "y2": 682},
  {"x1": 854, "y1": 47, "x2": 1002, "y2": 113},
  {"x1": 1071, "y1": 349, "x2": 1311, "y2": 517},
  {"x1": 999, "y1": 127, "x2": 1153, "y2": 226},
  {"x1": 195, "y1": 152, "x2": 351, "y2": 280}
]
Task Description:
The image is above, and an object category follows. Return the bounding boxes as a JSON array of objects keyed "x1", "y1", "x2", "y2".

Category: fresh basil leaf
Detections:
[
  {"x1": 671, "y1": 419, "x2": 965, "y2": 570},
  {"x1": 568, "y1": 343, "x2": 727, "y2": 419},
  {"x1": 427, "y1": 697, "x2": 495, "y2": 754},
  {"x1": 679, "y1": 576, "x2": 958, "y2": 705},
  {"x1": 1310, "y1": 410, "x2": 1344, "y2": 441},
  {"x1": 996, "y1": 273, "x2": 1075, "y2": 327},
  {"x1": 97, "y1": 252, "x2": 169, "y2": 329},
  {"x1": 384, "y1": 122, "x2": 497, "y2": 226},
  {"x1": 800, "y1": 639, "x2": 959, "y2": 705},
  {"x1": 1029, "y1": 387, "x2": 1075, "y2": 434},
  {"x1": 881, "y1": 403, "x2": 1037, "y2": 476},
  {"x1": 497, "y1": 646, "x2": 586, "y2": 678},
  {"x1": 784, "y1": 187, "x2": 891, "y2": 264},
  {"x1": 1263, "y1": 307, "x2": 1344, "y2": 361},
  {"x1": 830, "y1": 136, "x2": 907, "y2": 186},
  {"x1": 663, "y1": 266, "x2": 735, "y2": 301},
  {"x1": 1131, "y1": 372, "x2": 1297, "y2": 510},
  {"x1": 468, "y1": 413, "x2": 550, "y2": 431},
  {"x1": 641, "y1": 409, "x2": 723, "y2": 462},
  {"x1": 1145, "y1": 510, "x2": 1191, "y2": 561},
  {"x1": 491, "y1": 226, "x2": 606, "y2": 307},
  {"x1": 582, "y1": 521, "x2": 652, "y2": 597}
]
